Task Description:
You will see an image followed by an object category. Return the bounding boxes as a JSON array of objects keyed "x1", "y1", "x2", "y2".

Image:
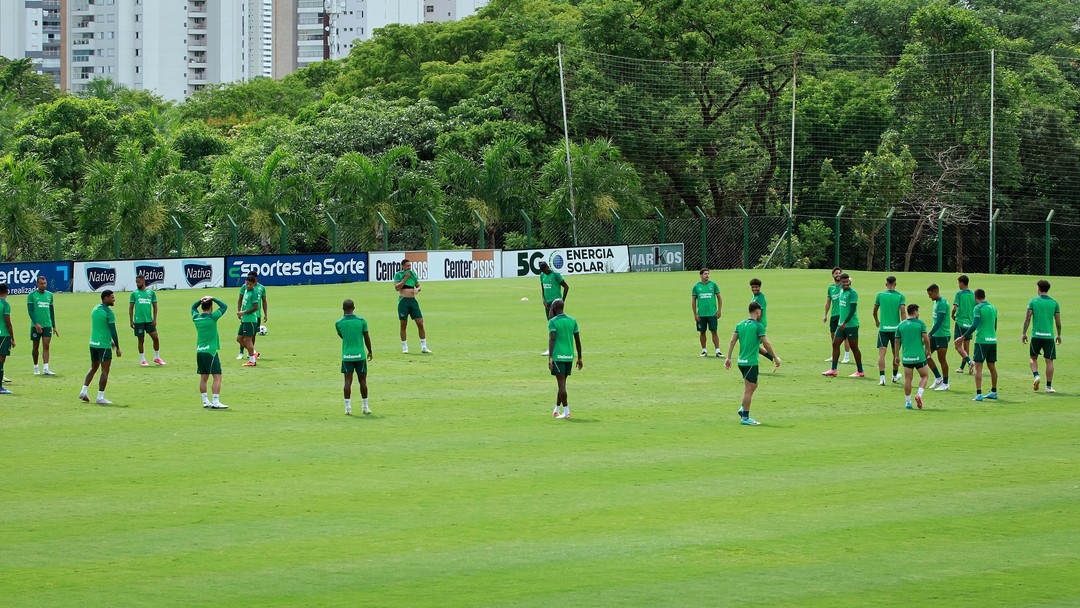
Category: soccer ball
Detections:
[{"x1": 258, "y1": 325, "x2": 268, "y2": 336}]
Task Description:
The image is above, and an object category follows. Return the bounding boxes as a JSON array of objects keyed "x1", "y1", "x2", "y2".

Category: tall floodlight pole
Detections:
[
  {"x1": 989, "y1": 49, "x2": 996, "y2": 273},
  {"x1": 789, "y1": 52, "x2": 798, "y2": 219},
  {"x1": 557, "y1": 44, "x2": 578, "y2": 246}
]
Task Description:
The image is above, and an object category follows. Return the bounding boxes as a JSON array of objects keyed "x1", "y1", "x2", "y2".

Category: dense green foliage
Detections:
[{"x1": 0, "y1": 0, "x2": 1078, "y2": 262}]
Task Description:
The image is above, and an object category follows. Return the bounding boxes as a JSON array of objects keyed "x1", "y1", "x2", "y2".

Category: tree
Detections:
[
  {"x1": 324, "y1": 147, "x2": 421, "y2": 250},
  {"x1": 539, "y1": 138, "x2": 645, "y2": 220},
  {"x1": 207, "y1": 147, "x2": 306, "y2": 253},
  {"x1": 0, "y1": 155, "x2": 57, "y2": 261},
  {"x1": 0, "y1": 57, "x2": 60, "y2": 107}
]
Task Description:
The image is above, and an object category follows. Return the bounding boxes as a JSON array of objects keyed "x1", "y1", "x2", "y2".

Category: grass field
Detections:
[{"x1": 1, "y1": 269, "x2": 1078, "y2": 607}]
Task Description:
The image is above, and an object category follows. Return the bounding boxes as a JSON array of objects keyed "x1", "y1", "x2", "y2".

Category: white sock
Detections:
[
  {"x1": 917, "y1": 387, "x2": 925, "y2": 396},
  {"x1": 402, "y1": 340, "x2": 408, "y2": 348},
  {"x1": 362, "y1": 398, "x2": 369, "y2": 408},
  {"x1": 420, "y1": 339, "x2": 427, "y2": 348},
  {"x1": 140, "y1": 353, "x2": 147, "y2": 362},
  {"x1": 80, "y1": 385, "x2": 89, "y2": 395},
  {"x1": 249, "y1": 355, "x2": 256, "y2": 363},
  {"x1": 563, "y1": 406, "x2": 570, "y2": 416},
  {"x1": 43, "y1": 363, "x2": 50, "y2": 371},
  {"x1": 34, "y1": 365, "x2": 39, "y2": 372},
  {"x1": 906, "y1": 396, "x2": 912, "y2": 403},
  {"x1": 212, "y1": 394, "x2": 220, "y2": 404},
  {"x1": 201, "y1": 392, "x2": 209, "y2": 403},
  {"x1": 345, "y1": 398, "x2": 351, "y2": 408},
  {"x1": 97, "y1": 391, "x2": 105, "y2": 400},
  {"x1": 154, "y1": 350, "x2": 160, "y2": 359}
]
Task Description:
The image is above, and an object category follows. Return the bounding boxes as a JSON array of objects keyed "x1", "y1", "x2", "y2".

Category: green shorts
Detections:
[
  {"x1": 739, "y1": 364, "x2": 759, "y2": 384},
  {"x1": 930, "y1": 335, "x2": 951, "y2": 350},
  {"x1": 398, "y1": 297, "x2": 422, "y2": 320},
  {"x1": 197, "y1": 352, "x2": 222, "y2": 375},
  {"x1": 834, "y1": 326, "x2": 859, "y2": 341},
  {"x1": 877, "y1": 331, "x2": 898, "y2": 348},
  {"x1": 237, "y1": 321, "x2": 258, "y2": 337},
  {"x1": 973, "y1": 343, "x2": 997, "y2": 363},
  {"x1": 0, "y1": 336, "x2": 10, "y2": 357},
  {"x1": 544, "y1": 301, "x2": 556, "y2": 320},
  {"x1": 696, "y1": 315, "x2": 718, "y2": 333},
  {"x1": 90, "y1": 346, "x2": 112, "y2": 363},
  {"x1": 341, "y1": 360, "x2": 368, "y2": 375},
  {"x1": 31, "y1": 326, "x2": 53, "y2": 340},
  {"x1": 954, "y1": 323, "x2": 971, "y2": 340},
  {"x1": 829, "y1": 316, "x2": 841, "y2": 334},
  {"x1": 133, "y1": 322, "x2": 157, "y2": 337},
  {"x1": 1029, "y1": 337, "x2": 1056, "y2": 360},
  {"x1": 903, "y1": 360, "x2": 927, "y2": 370},
  {"x1": 550, "y1": 360, "x2": 574, "y2": 376}
]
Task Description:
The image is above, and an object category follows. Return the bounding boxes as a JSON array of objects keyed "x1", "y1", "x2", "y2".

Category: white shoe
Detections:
[
  {"x1": 236, "y1": 352, "x2": 245, "y2": 360},
  {"x1": 42, "y1": 369, "x2": 56, "y2": 376},
  {"x1": 541, "y1": 350, "x2": 550, "y2": 356},
  {"x1": 715, "y1": 350, "x2": 724, "y2": 358},
  {"x1": 345, "y1": 405, "x2": 352, "y2": 415},
  {"x1": 934, "y1": 383, "x2": 950, "y2": 391},
  {"x1": 402, "y1": 346, "x2": 409, "y2": 354},
  {"x1": 841, "y1": 357, "x2": 851, "y2": 364},
  {"x1": 701, "y1": 350, "x2": 708, "y2": 357},
  {"x1": 95, "y1": 397, "x2": 112, "y2": 405},
  {"x1": 202, "y1": 402, "x2": 212, "y2": 408},
  {"x1": 362, "y1": 407, "x2": 371, "y2": 415},
  {"x1": 892, "y1": 373, "x2": 902, "y2": 383},
  {"x1": 210, "y1": 402, "x2": 229, "y2": 409},
  {"x1": 1045, "y1": 387, "x2": 1056, "y2": 394},
  {"x1": 79, "y1": 393, "x2": 89, "y2": 402},
  {"x1": 33, "y1": 367, "x2": 40, "y2": 375},
  {"x1": 421, "y1": 347, "x2": 432, "y2": 353},
  {"x1": 878, "y1": 377, "x2": 886, "y2": 386},
  {"x1": 824, "y1": 357, "x2": 834, "y2": 362},
  {"x1": 929, "y1": 377, "x2": 942, "y2": 389}
]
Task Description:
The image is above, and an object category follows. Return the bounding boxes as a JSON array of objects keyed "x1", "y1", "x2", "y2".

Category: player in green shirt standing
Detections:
[
  {"x1": 749, "y1": 278, "x2": 778, "y2": 363},
  {"x1": 957, "y1": 288, "x2": 998, "y2": 401},
  {"x1": 0, "y1": 284, "x2": 15, "y2": 395},
  {"x1": 539, "y1": 261, "x2": 569, "y2": 356},
  {"x1": 192, "y1": 295, "x2": 228, "y2": 409},
  {"x1": 236, "y1": 274, "x2": 261, "y2": 367},
  {"x1": 27, "y1": 275, "x2": 58, "y2": 375},
  {"x1": 79, "y1": 290, "x2": 121, "y2": 405},
  {"x1": 547, "y1": 299, "x2": 582, "y2": 419},
  {"x1": 1022, "y1": 279, "x2": 1061, "y2": 394},
  {"x1": 952, "y1": 274, "x2": 977, "y2": 373},
  {"x1": 823, "y1": 267, "x2": 851, "y2": 364},
  {"x1": 823, "y1": 273, "x2": 865, "y2": 377},
  {"x1": 925, "y1": 284, "x2": 950, "y2": 391},
  {"x1": 895, "y1": 304, "x2": 931, "y2": 410},
  {"x1": 336, "y1": 299, "x2": 373, "y2": 416},
  {"x1": 394, "y1": 259, "x2": 430, "y2": 354},
  {"x1": 237, "y1": 272, "x2": 268, "y2": 359},
  {"x1": 692, "y1": 268, "x2": 723, "y2": 358},
  {"x1": 129, "y1": 274, "x2": 165, "y2": 367},
  {"x1": 724, "y1": 301, "x2": 780, "y2": 426},
  {"x1": 873, "y1": 276, "x2": 907, "y2": 385}
]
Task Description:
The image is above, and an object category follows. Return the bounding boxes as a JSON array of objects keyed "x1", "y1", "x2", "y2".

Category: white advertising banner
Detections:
[
  {"x1": 368, "y1": 250, "x2": 502, "y2": 282},
  {"x1": 73, "y1": 258, "x2": 226, "y2": 293},
  {"x1": 501, "y1": 246, "x2": 631, "y2": 277}
]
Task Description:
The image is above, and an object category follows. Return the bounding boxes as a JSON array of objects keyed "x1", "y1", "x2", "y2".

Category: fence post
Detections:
[
  {"x1": 114, "y1": 228, "x2": 121, "y2": 258},
  {"x1": 274, "y1": 213, "x2": 287, "y2": 254},
  {"x1": 1045, "y1": 210, "x2": 1054, "y2": 276},
  {"x1": 611, "y1": 209, "x2": 622, "y2": 245},
  {"x1": 171, "y1": 215, "x2": 183, "y2": 257},
  {"x1": 376, "y1": 212, "x2": 389, "y2": 251},
  {"x1": 472, "y1": 210, "x2": 486, "y2": 249},
  {"x1": 989, "y1": 208, "x2": 1000, "y2": 274},
  {"x1": 653, "y1": 206, "x2": 666, "y2": 244},
  {"x1": 833, "y1": 206, "x2": 844, "y2": 269},
  {"x1": 563, "y1": 208, "x2": 577, "y2": 246},
  {"x1": 54, "y1": 231, "x2": 62, "y2": 261},
  {"x1": 325, "y1": 212, "x2": 339, "y2": 252},
  {"x1": 937, "y1": 209, "x2": 946, "y2": 273},
  {"x1": 738, "y1": 205, "x2": 749, "y2": 269},
  {"x1": 693, "y1": 207, "x2": 707, "y2": 268},
  {"x1": 226, "y1": 215, "x2": 238, "y2": 255},
  {"x1": 519, "y1": 209, "x2": 533, "y2": 248},
  {"x1": 155, "y1": 233, "x2": 163, "y2": 258},
  {"x1": 426, "y1": 210, "x2": 439, "y2": 249},
  {"x1": 785, "y1": 207, "x2": 794, "y2": 268},
  {"x1": 884, "y1": 207, "x2": 895, "y2": 272}
]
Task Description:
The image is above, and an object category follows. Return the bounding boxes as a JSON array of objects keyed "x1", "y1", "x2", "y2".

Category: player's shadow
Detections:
[
  {"x1": 559, "y1": 417, "x2": 597, "y2": 423},
  {"x1": 92, "y1": 402, "x2": 128, "y2": 408}
]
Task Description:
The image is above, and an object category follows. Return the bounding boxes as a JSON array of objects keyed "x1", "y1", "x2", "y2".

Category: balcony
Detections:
[{"x1": 188, "y1": 18, "x2": 207, "y2": 32}]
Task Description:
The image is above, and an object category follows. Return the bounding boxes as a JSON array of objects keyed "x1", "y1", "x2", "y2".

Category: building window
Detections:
[{"x1": 425, "y1": 5, "x2": 433, "y2": 12}]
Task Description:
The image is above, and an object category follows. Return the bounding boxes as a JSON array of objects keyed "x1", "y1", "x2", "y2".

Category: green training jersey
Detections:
[
  {"x1": 931, "y1": 296, "x2": 951, "y2": 338},
  {"x1": 394, "y1": 269, "x2": 419, "y2": 289},
  {"x1": 972, "y1": 301, "x2": 998, "y2": 344},
  {"x1": 896, "y1": 318, "x2": 928, "y2": 364},
  {"x1": 192, "y1": 299, "x2": 226, "y2": 353},
  {"x1": 540, "y1": 270, "x2": 565, "y2": 303},
  {"x1": 828, "y1": 283, "x2": 842, "y2": 317},
  {"x1": 838, "y1": 288, "x2": 860, "y2": 328},
  {"x1": 0, "y1": 298, "x2": 10, "y2": 337},
  {"x1": 89, "y1": 304, "x2": 115, "y2": 349},
  {"x1": 548, "y1": 314, "x2": 579, "y2": 362},
  {"x1": 336, "y1": 314, "x2": 368, "y2": 361},
  {"x1": 238, "y1": 284, "x2": 267, "y2": 319},
  {"x1": 28, "y1": 290, "x2": 53, "y2": 327},
  {"x1": 1027, "y1": 295, "x2": 1059, "y2": 339},
  {"x1": 874, "y1": 289, "x2": 906, "y2": 332},
  {"x1": 751, "y1": 292, "x2": 767, "y2": 329},
  {"x1": 692, "y1": 281, "x2": 721, "y2": 317},
  {"x1": 735, "y1": 318, "x2": 766, "y2": 366},
  {"x1": 129, "y1": 288, "x2": 157, "y2": 323},
  {"x1": 953, "y1": 289, "x2": 976, "y2": 327},
  {"x1": 240, "y1": 287, "x2": 260, "y2": 323}
]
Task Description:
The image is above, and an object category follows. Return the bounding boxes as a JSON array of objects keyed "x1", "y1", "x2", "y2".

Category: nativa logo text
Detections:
[
  {"x1": 134, "y1": 265, "x2": 165, "y2": 286},
  {"x1": 86, "y1": 266, "x2": 117, "y2": 290},
  {"x1": 184, "y1": 262, "x2": 213, "y2": 287}
]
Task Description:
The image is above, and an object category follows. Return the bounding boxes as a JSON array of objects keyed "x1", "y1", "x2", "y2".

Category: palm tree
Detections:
[
  {"x1": 209, "y1": 147, "x2": 304, "y2": 253},
  {"x1": 0, "y1": 155, "x2": 57, "y2": 261},
  {"x1": 540, "y1": 138, "x2": 645, "y2": 221},
  {"x1": 325, "y1": 147, "x2": 419, "y2": 250}
]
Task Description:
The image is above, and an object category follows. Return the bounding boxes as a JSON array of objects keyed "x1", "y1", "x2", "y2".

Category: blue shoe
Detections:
[
  {"x1": 0, "y1": 387, "x2": 11, "y2": 395},
  {"x1": 741, "y1": 417, "x2": 761, "y2": 425},
  {"x1": 905, "y1": 402, "x2": 913, "y2": 409},
  {"x1": 973, "y1": 394, "x2": 984, "y2": 402},
  {"x1": 985, "y1": 392, "x2": 998, "y2": 400}
]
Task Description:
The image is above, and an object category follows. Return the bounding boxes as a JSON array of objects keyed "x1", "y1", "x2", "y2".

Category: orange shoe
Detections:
[{"x1": 242, "y1": 361, "x2": 257, "y2": 367}]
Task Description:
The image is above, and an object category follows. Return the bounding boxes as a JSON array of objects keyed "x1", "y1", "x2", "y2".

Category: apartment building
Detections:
[{"x1": 0, "y1": 0, "x2": 63, "y2": 84}]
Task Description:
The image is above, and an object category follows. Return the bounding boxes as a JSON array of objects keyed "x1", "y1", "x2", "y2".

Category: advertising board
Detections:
[
  {"x1": 225, "y1": 253, "x2": 368, "y2": 287},
  {"x1": 501, "y1": 246, "x2": 631, "y2": 277},
  {"x1": 0, "y1": 261, "x2": 74, "y2": 294},
  {"x1": 73, "y1": 258, "x2": 224, "y2": 293},
  {"x1": 629, "y1": 243, "x2": 685, "y2": 272},
  {"x1": 368, "y1": 250, "x2": 501, "y2": 282}
]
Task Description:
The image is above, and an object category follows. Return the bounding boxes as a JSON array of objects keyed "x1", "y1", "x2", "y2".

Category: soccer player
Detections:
[
  {"x1": 192, "y1": 295, "x2": 229, "y2": 409},
  {"x1": 823, "y1": 273, "x2": 864, "y2": 377},
  {"x1": 28, "y1": 275, "x2": 58, "y2": 375},
  {"x1": 956, "y1": 288, "x2": 998, "y2": 401},
  {"x1": 895, "y1": 303, "x2": 931, "y2": 410},
  {"x1": 79, "y1": 290, "x2": 121, "y2": 405},
  {"x1": 238, "y1": 272, "x2": 268, "y2": 359},
  {"x1": 691, "y1": 268, "x2": 723, "y2": 357},
  {"x1": 749, "y1": 278, "x2": 777, "y2": 362},
  {"x1": 725, "y1": 300, "x2": 780, "y2": 426},
  {"x1": 1022, "y1": 279, "x2": 1061, "y2": 393},
  {"x1": 394, "y1": 259, "x2": 430, "y2": 354},
  {"x1": 129, "y1": 274, "x2": 165, "y2": 367},
  {"x1": 539, "y1": 261, "x2": 568, "y2": 356},
  {"x1": 926, "y1": 284, "x2": 950, "y2": 391},
  {"x1": 823, "y1": 267, "x2": 851, "y2": 364},
  {"x1": 952, "y1": 274, "x2": 976, "y2": 374},
  {"x1": 872, "y1": 276, "x2": 906, "y2": 385},
  {"x1": 547, "y1": 298, "x2": 581, "y2": 419},
  {"x1": 236, "y1": 275, "x2": 260, "y2": 367},
  {"x1": 336, "y1": 299, "x2": 373, "y2": 416},
  {"x1": 0, "y1": 284, "x2": 14, "y2": 395}
]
